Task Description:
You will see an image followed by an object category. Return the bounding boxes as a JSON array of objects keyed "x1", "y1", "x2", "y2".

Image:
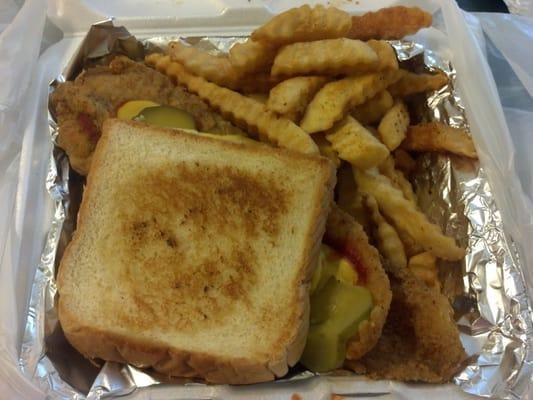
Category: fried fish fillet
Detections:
[
  {"x1": 50, "y1": 56, "x2": 243, "y2": 175},
  {"x1": 345, "y1": 264, "x2": 466, "y2": 382}
]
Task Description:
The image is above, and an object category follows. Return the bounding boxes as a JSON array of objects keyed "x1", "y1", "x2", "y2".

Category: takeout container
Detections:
[{"x1": 2, "y1": 0, "x2": 532, "y2": 399}]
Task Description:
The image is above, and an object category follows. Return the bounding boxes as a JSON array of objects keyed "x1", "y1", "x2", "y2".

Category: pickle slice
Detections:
[
  {"x1": 302, "y1": 278, "x2": 373, "y2": 372},
  {"x1": 117, "y1": 100, "x2": 159, "y2": 120},
  {"x1": 135, "y1": 105, "x2": 196, "y2": 130},
  {"x1": 313, "y1": 244, "x2": 341, "y2": 294}
]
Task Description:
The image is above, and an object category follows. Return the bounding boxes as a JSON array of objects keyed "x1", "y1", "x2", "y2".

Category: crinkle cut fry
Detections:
[
  {"x1": 266, "y1": 76, "x2": 330, "y2": 121},
  {"x1": 300, "y1": 70, "x2": 406, "y2": 134},
  {"x1": 167, "y1": 41, "x2": 241, "y2": 89},
  {"x1": 388, "y1": 71, "x2": 448, "y2": 98},
  {"x1": 348, "y1": 6, "x2": 432, "y2": 41},
  {"x1": 145, "y1": 53, "x2": 318, "y2": 155},
  {"x1": 325, "y1": 204, "x2": 392, "y2": 360},
  {"x1": 229, "y1": 39, "x2": 276, "y2": 75},
  {"x1": 353, "y1": 168, "x2": 465, "y2": 261},
  {"x1": 365, "y1": 195, "x2": 407, "y2": 271},
  {"x1": 271, "y1": 38, "x2": 378, "y2": 77},
  {"x1": 402, "y1": 122, "x2": 477, "y2": 158},
  {"x1": 326, "y1": 116, "x2": 389, "y2": 170},
  {"x1": 251, "y1": 4, "x2": 352, "y2": 46}
]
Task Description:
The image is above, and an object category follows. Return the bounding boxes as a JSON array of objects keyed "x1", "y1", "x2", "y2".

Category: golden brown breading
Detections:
[
  {"x1": 50, "y1": 56, "x2": 243, "y2": 175},
  {"x1": 345, "y1": 265, "x2": 466, "y2": 382},
  {"x1": 325, "y1": 205, "x2": 392, "y2": 361},
  {"x1": 348, "y1": 6, "x2": 432, "y2": 41}
]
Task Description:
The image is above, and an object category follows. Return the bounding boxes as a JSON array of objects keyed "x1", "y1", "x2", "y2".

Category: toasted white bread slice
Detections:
[{"x1": 57, "y1": 119, "x2": 336, "y2": 384}]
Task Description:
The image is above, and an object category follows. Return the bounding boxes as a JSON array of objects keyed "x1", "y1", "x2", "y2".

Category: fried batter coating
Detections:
[
  {"x1": 402, "y1": 122, "x2": 477, "y2": 159},
  {"x1": 50, "y1": 56, "x2": 242, "y2": 175},
  {"x1": 325, "y1": 205, "x2": 392, "y2": 361},
  {"x1": 348, "y1": 6, "x2": 432, "y2": 41},
  {"x1": 346, "y1": 265, "x2": 466, "y2": 382}
]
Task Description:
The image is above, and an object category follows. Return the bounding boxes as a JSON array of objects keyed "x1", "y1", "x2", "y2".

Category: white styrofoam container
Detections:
[{"x1": 2, "y1": 0, "x2": 531, "y2": 398}]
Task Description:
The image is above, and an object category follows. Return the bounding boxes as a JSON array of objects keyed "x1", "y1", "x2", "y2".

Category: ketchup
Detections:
[
  {"x1": 323, "y1": 235, "x2": 367, "y2": 284},
  {"x1": 77, "y1": 113, "x2": 99, "y2": 143}
]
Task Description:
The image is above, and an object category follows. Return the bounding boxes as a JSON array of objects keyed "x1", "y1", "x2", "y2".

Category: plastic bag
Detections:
[
  {"x1": 0, "y1": 0, "x2": 532, "y2": 398},
  {"x1": 0, "y1": 0, "x2": 47, "y2": 399}
]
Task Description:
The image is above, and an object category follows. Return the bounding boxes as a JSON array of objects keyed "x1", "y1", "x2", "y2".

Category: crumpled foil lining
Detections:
[{"x1": 17, "y1": 21, "x2": 532, "y2": 399}]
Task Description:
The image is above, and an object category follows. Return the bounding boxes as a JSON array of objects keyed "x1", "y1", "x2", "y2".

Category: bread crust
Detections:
[{"x1": 57, "y1": 119, "x2": 336, "y2": 384}]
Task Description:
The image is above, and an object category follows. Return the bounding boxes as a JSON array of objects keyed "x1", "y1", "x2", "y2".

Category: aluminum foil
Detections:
[{"x1": 17, "y1": 21, "x2": 532, "y2": 399}]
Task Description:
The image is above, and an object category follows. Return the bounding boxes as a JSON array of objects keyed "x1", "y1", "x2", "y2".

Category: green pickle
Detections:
[
  {"x1": 135, "y1": 106, "x2": 196, "y2": 130},
  {"x1": 311, "y1": 244, "x2": 342, "y2": 295},
  {"x1": 301, "y1": 278, "x2": 372, "y2": 372}
]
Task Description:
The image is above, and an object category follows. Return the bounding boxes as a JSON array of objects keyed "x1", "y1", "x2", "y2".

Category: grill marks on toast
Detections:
[{"x1": 104, "y1": 162, "x2": 290, "y2": 333}]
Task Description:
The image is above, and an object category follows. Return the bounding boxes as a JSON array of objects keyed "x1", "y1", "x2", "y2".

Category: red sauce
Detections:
[
  {"x1": 77, "y1": 113, "x2": 99, "y2": 143},
  {"x1": 323, "y1": 235, "x2": 367, "y2": 284}
]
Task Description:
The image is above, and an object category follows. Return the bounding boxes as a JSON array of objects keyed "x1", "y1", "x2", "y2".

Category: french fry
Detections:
[
  {"x1": 336, "y1": 164, "x2": 372, "y2": 234},
  {"x1": 378, "y1": 100, "x2": 409, "y2": 150},
  {"x1": 312, "y1": 133, "x2": 340, "y2": 167},
  {"x1": 251, "y1": 4, "x2": 352, "y2": 46},
  {"x1": 229, "y1": 39, "x2": 276, "y2": 75},
  {"x1": 351, "y1": 90, "x2": 394, "y2": 125},
  {"x1": 271, "y1": 38, "x2": 378, "y2": 77},
  {"x1": 146, "y1": 53, "x2": 318, "y2": 155},
  {"x1": 237, "y1": 73, "x2": 282, "y2": 94},
  {"x1": 367, "y1": 40, "x2": 399, "y2": 71},
  {"x1": 167, "y1": 41, "x2": 240, "y2": 89},
  {"x1": 266, "y1": 76, "x2": 329, "y2": 122},
  {"x1": 348, "y1": 6, "x2": 432, "y2": 40},
  {"x1": 245, "y1": 92, "x2": 269, "y2": 104},
  {"x1": 378, "y1": 156, "x2": 416, "y2": 203},
  {"x1": 366, "y1": 195, "x2": 407, "y2": 271},
  {"x1": 353, "y1": 168, "x2": 465, "y2": 261},
  {"x1": 388, "y1": 71, "x2": 448, "y2": 98},
  {"x1": 402, "y1": 122, "x2": 477, "y2": 158},
  {"x1": 300, "y1": 70, "x2": 405, "y2": 133},
  {"x1": 393, "y1": 148, "x2": 417, "y2": 176},
  {"x1": 408, "y1": 252, "x2": 439, "y2": 288},
  {"x1": 326, "y1": 116, "x2": 389, "y2": 169},
  {"x1": 395, "y1": 224, "x2": 425, "y2": 258}
]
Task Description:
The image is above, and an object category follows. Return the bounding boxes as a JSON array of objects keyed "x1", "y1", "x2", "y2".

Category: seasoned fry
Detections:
[
  {"x1": 408, "y1": 252, "x2": 439, "y2": 287},
  {"x1": 167, "y1": 41, "x2": 240, "y2": 88},
  {"x1": 396, "y1": 225, "x2": 425, "y2": 258},
  {"x1": 336, "y1": 164, "x2": 372, "y2": 234},
  {"x1": 245, "y1": 92, "x2": 268, "y2": 104},
  {"x1": 367, "y1": 40, "x2": 399, "y2": 71},
  {"x1": 348, "y1": 6, "x2": 432, "y2": 40},
  {"x1": 366, "y1": 195, "x2": 407, "y2": 271},
  {"x1": 266, "y1": 76, "x2": 329, "y2": 122},
  {"x1": 300, "y1": 70, "x2": 405, "y2": 133},
  {"x1": 393, "y1": 148, "x2": 417, "y2": 176},
  {"x1": 353, "y1": 168, "x2": 465, "y2": 261},
  {"x1": 378, "y1": 156, "x2": 416, "y2": 203},
  {"x1": 271, "y1": 38, "x2": 378, "y2": 77},
  {"x1": 351, "y1": 90, "x2": 393, "y2": 125},
  {"x1": 146, "y1": 53, "x2": 318, "y2": 155},
  {"x1": 312, "y1": 133, "x2": 340, "y2": 167},
  {"x1": 403, "y1": 122, "x2": 477, "y2": 158},
  {"x1": 326, "y1": 116, "x2": 389, "y2": 169},
  {"x1": 378, "y1": 100, "x2": 409, "y2": 151},
  {"x1": 237, "y1": 73, "x2": 282, "y2": 94},
  {"x1": 388, "y1": 71, "x2": 448, "y2": 98},
  {"x1": 251, "y1": 4, "x2": 351, "y2": 46},
  {"x1": 229, "y1": 39, "x2": 276, "y2": 75}
]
